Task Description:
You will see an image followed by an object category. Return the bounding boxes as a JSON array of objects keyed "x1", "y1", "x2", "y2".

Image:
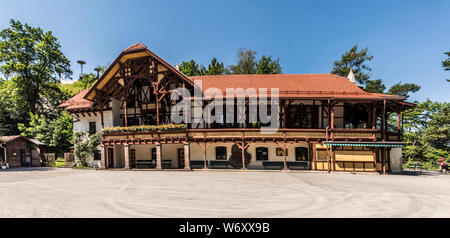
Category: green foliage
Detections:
[
  {"x1": 331, "y1": 45, "x2": 373, "y2": 85},
  {"x1": 204, "y1": 58, "x2": 227, "y2": 75},
  {"x1": 387, "y1": 82, "x2": 421, "y2": 98},
  {"x1": 0, "y1": 19, "x2": 72, "y2": 115},
  {"x1": 257, "y1": 55, "x2": 282, "y2": 74},
  {"x1": 180, "y1": 58, "x2": 227, "y2": 76},
  {"x1": 180, "y1": 60, "x2": 204, "y2": 76},
  {"x1": 180, "y1": 49, "x2": 281, "y2": 76},
  {"x1": 0, "y1": 80, "x2": 29, "y2": 135},
  {"x1": 364, "y1": 79, "x2": 386, "y2": 94},
  {"x1": 229, "y1": 48, "x2": 282, "y2": 75},
  {"x1": 442, "y1": 52, "x2": 450, "y2": 82},
  {"x1": 229, "y1": 48, "x2": 258, "y2": 74},
  {"x1": 74, "y1": 73, "x2": 97, "y2": 90},
  {"x1": 402, "y1": 100, "x2": 450, "y2": 164},
  {"x1": 331, "y1": 45, "x2": 420, "y2": 98},
  {"x1": 442, "y1": 52, "x2": 450, "y2": 71},
  {"x1": 73, "y1": 131, "x2": 101, "y2": 167},
  {"x1": 18, "y1": 111, "x2": 73, "y2": 157}
]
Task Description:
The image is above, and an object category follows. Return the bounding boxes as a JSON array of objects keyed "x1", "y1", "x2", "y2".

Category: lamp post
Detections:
[{"x1": 77, "y1": 60, "x2": 86, "y2": 79}]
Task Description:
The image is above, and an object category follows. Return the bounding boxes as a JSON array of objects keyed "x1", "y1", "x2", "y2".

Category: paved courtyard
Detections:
[{"x1": 1, "y1": 168, "x2": 450, "y2": 218}]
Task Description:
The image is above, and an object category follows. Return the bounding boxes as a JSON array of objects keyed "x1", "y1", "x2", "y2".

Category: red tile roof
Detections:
[
  {"x1": 58, "y1": 89, "x2": 93, "y2": 110},
  {"x1": 123, "y1": 42, "x2": 147, "y2": 52},
  {"x1": 192, "y1": 74, "x2": 404, "y2": 100},
  {"x1": 60, "y1": 74, "x2": 405, "y2": 111}
]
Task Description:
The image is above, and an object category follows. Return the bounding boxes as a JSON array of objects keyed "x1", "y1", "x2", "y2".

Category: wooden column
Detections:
[
  {"x1": 100, "y1": 145, "x2": 106, "y2": 169},
  {"x1": 397, "y1": 112, "x2": 401, "y2": 132},
  {"x1": 382, "y1": 148, "x2": 387, "y2": 174},
  {"x1": 236, "y1": 142, "x2": 250, "y2": 170},
  {"x1": 124, "y1": 144, "x2": 130, "y2": 170},
  {"x1": 382, "y1": 100, "x2": 387, "y2": 141},
  {"x1": 100, "y1": 108, "x2": 105, "y2": 129},
  {"x1": 156, "y1": 143, "x2": 162, "y2": 170},
  {"x1": 373, "y1": 149, "x2": 377, "y2": 172},
  {"x1": 124, "y1": 100, "x2": 128, "y2": 127},
  {"x1": 276, "y1": 142, "x2": 293, "y2": 170},
  {"x1": 283, "y1": 100, "x2": 287, "y2": 129},
  {"x1": 372, "y1": 105, "x2": 377, "y2": 129},
  {"x1": 331, "y1": 147, "x2": 336, "y2": 171},
  {"x1": 198, "y1": 142, "x2": 212, "y2": 169},
  {"x1": 312, "y1": 144, "x2": 317, "y2": 170},
  {"x1": 183, "y1": 143, "x2": 191, "y2": 171}
]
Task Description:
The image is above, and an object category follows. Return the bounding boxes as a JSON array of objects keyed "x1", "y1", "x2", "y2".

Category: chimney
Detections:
[
  {"x1": 175, "y1": 64, "x2": 180, "y2": 71},
  {"x1": 347, "y1": 68, "x2": 356, "y2": 84}
]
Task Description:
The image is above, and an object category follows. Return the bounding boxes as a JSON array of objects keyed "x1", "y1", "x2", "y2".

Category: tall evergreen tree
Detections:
[
  {"x1": 257, "y1": 55, "x2": 282, "y2": 74},
  {"x1": 331, "y1": 45, "x2": 373, "y2": 85},
  {"x1": 442, "y1": 51, "x2": 450, "y2": 82}
]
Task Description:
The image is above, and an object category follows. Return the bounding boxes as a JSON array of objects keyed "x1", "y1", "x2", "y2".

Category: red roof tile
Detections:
[
  {"x1": 191, "y1": 74, "x2": 404, "y2": 100},
  {"x1": 60, "y1": 74, "x2": 405, "y2": 111},
  {"x1": 58, "y1": 89, "x2": 93, "y2": 110}
]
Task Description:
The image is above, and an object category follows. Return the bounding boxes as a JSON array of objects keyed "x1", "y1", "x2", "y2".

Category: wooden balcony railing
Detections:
[{"x1": 102, "y1": 127, "x2": 402, "y2": 144}]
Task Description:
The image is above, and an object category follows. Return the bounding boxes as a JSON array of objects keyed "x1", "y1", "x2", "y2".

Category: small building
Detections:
[{"x1": 0, "y1": 135, "x2": 47, "y2": 168}]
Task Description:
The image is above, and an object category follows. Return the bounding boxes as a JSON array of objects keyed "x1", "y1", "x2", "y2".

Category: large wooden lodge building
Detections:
[{"x1": 60, "y1": 43, "x2": 414, "y2": 173}]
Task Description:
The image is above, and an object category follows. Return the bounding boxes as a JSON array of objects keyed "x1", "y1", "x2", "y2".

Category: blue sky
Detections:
[{"x1": 1, "y1": 0, "x2": 449, "y2": 102}]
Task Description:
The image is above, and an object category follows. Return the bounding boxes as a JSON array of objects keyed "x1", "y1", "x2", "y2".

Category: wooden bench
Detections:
[
  {"x1": 407, "y1": 163, "x2": 423, "y2": 171},
  {"x1": 287, "y1": 161, "x2": 310, "y2": 170},
  {"x1": 262, "y1": 161, "x2": 285, "y2": 170},
  {"x1": 190, "y1": 160, "x2": 207, "y2": 169},
  {"x1": 136, "y1": 160, "x2": 155, "y2": 169},
  {"x1": 209, "y1": 160, "x2": 230, "y2": 169},
  {"x1": 162, "y1": 160, "x2": 172, "y2": 169}
]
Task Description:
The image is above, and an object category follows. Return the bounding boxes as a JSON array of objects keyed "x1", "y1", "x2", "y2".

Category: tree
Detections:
[
  {"x1": 442, "y1": 51, "x2": 450, "y2": 82},
  {"x1": 257, "y1": 55, "x2": 282, "y2": 74},
  {"x1": 18, "y1": 111, "x2": 73, "y2": 157},
  {"x1": 332, "y1": 45, "x2": 420, "y2": 98},
  {"x1": 402, "y1": 100, "x2": 450, "y2": 164},
  {"x1": 74, "y1": 73, "x2": 97, "y2": 89},
  {"x1": 73, "y1": 131, "x2": 101, "y2": 166},
  {"x1": 364, "y1": 79, "x2": 386, "y2": 94},
  {"x1": 179, "y1": 60, "x2": 204, "y2": 76},
  {"x1": 387, "y1": 82, "x2": 421, "y2": 98},
  {"x1": 0, "y1": 19, "x2": 72, "y2": 115},
  {"x1": 204, "y1": 58, "x2": 227, "y2": 75},
  {"x1": 331, "y1": 45, "x2": 373, "y2": 85},
  {"x1": 0, "y1": 80, "x2": 30, "y2": 135},
  {"x1": 229, "y1": 48, "x2": 258, "y2": 74}
]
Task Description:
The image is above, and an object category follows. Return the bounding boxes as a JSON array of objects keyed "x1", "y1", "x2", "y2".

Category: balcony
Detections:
[{"x1": 101, "y1": 125, "x2": 401, "y2": 145}]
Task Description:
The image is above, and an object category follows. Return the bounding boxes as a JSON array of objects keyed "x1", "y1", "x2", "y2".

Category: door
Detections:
[
  {"x1": 130, "y1": 149, "x2": 136, "y2": 168},
  {"x1": 178, "y1": 148, "x2": 185, "y2": 169},
  {"x1": 107, "y1": 148, "x2": 114, "y2": 168},
  {"x1": 295, "y1": 147, "x2": 308, "y2": 161}
]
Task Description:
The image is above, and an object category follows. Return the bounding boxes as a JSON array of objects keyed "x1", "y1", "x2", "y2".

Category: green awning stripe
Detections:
[{"x1": 324, "y1": 143, "x2": 405, "y2": 148}]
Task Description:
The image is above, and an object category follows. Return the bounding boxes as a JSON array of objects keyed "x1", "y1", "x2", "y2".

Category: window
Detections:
[
  {"x1": 89, "y1": 122, "x2": 97, "y2": 135},
  {"x1": 256, "y1": 147, "x2": 269, "y2": 161},
  {"x1": 216, "y1": 147, "x2": 227, "y2": 160},
  {"x1": 94, "y1": 150, "x2": 101, "y2": 161},
  {"x1": 295, "y1": 147, "x2": 308, "y2": 161}
]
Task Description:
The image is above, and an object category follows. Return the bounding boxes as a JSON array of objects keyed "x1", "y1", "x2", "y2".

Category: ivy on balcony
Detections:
[{"x1": 102, "y1": 124, "x2": 187, "y2": 133}]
